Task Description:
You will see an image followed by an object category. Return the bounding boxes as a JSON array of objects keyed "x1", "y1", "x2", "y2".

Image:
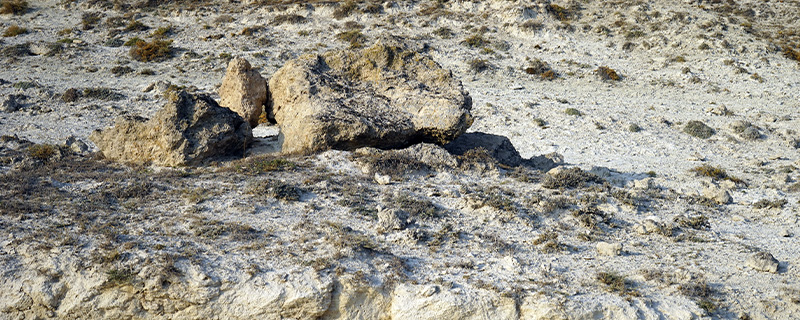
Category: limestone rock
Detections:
[
  {"x1": 390, "y1": 283, "x2": 518, "y2": 320},
  {"x1": 321, "y1": 281, "x2": 391, "y2": 320},
  {"x1": 747, "y1": 252, "x2": 779, "y2": 273},
  {"x1": 219, "y1": 58, "x2": 268, "y2": 128},
  {"x1": 90, "y1": 91, "x2": 252, "y2": 166},
  {"x1": 268, "y1": 38, "x2": 473, "y2": 154},
  {"x1": 597, "y1": 242, "x2": 623, "y2": 256},
  {"x1": 376, "y1": 208, "x2": 408, "y2": 233},
  {"x1": 703, "y1": 185, "x2": 732, "y2": 204}
]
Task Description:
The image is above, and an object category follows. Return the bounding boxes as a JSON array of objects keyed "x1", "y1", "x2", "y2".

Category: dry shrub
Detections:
[
  {"x1": 0, "y1": 0, "x2": 27, "y2": 15},
  {"x1": 129, "y1": 40, "x2": 172, "y2": 62}
]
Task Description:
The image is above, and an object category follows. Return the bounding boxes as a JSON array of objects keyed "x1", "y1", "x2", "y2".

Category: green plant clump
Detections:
[{"x1": 683, "y1": 120, "x2": 715, "y2": 139}]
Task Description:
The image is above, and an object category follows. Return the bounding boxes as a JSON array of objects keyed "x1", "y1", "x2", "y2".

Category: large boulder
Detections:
[
  {"x1": 218, "y1": 57, "x2": 268, "y2": 128},
  {"x1": 268, "y1": 38, "x2": 473, "y2": 154},
  {"x1": 90, "y1": 91, "x2": 252, "y2": 166}
]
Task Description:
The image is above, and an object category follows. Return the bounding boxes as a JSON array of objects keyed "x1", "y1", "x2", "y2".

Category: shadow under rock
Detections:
[{"x1": 443, "y1": 132, "x2": 563, "y2": 171}]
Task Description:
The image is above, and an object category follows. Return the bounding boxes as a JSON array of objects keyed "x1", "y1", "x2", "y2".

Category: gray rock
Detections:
[
  {"x1": 747, "y1": 251, "x2": 779, "y2": 273},
  {"x1": 376, "y1": 208, "x2": 409, "y2": 233},
  {"x1": 0, "y1": 94, "x2": 24, "y2": 112},
  {"x1": 90, "y1": 91, "x2": 252, "y2": 166},
  {"x1": 268, "y1": 38, "x2": 473, "y2": 154}
]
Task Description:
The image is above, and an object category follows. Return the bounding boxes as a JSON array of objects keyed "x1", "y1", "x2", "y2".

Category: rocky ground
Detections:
[{"x1": 1, "y1": 0, "x2": 800, "y2": 319}]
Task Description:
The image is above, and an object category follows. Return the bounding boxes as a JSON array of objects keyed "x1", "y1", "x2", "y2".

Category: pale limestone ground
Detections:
[{"x1": 1, "y1": 0, "x2": 799, "y2": 319}]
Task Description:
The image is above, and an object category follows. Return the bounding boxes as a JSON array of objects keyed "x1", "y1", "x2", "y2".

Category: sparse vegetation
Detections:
[
  {"x1": 596, "y1": 271, "x2": 638, "y2": 296},
  {"x1": 432, "y1": 27, "x2": 454, "y2": 39},
  {"x1": 83, "y1": 87, "x2": 125, "y2": 101},
  {"x1": 784, "y1": 46, "x2": 800, "y2": 63},
  {"x1": 464, "y1": 34, "x2": 489, "y2": 48},
  {"x1": 542, "y1": 167, "x2": 601, "y2": 189},
  {"x1": 524, "y1": 58, "x2": 557, "y2": 80},
  {"x1": 690, "y1": 164, "x2": 744, "y2": 184},
  {"x1": 390, "y1": 193, "x2": 440, "y2": 219},
  {"x1": 129, "y1": 40, "x2": 173, "y2": 62},
  {"x1": 596, "y1": 66, "x2": 621, "y2": 81},
  {"x1": 564, "y1": 108, "x2": 582, "y2": 116},
  {"x1": 333, "y1": 1, "x2": 357, "y2": 19},
  {"x1": 753, "y1": 198, "x2": 787, "y2": 209},
  {"x1": 3, "y1": 24, "x2": 27, "y2": 37},
  {"x1": 468, "y1": 58, "x2": 490, "y2": 72},
  {"x1": 272, "y1": 14, "x2": 307, "y2": 25},
  {"x1": 28, "y1": 144, "x2": 57, "y2": 161},
  {"x1": 683, "y1": 121, "x2": 715, "y2": 139},
  {"x1": 628, "y1": 124, "x2": 642, "y2": 132},
  {"x1": 336, "y1": 30, "x2": 366, "y2": 48},
  {"x1": 0, "y1": 0, "x2": 28, "y2": 15}
]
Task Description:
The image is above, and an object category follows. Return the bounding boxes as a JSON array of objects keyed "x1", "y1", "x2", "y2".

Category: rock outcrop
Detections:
[
  {"x1": 90, "y1": 91, "x2": 252, "y2": 166},
  {"x1": 267, "y1": 38, "x2": 473, "y2": 154},
  {"x1": 219, "y1": 58, "x2": 268, "y2": 128}
]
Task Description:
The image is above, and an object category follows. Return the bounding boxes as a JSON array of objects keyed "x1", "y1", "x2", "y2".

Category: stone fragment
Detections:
[
  {"x1": 376, "y1": 207, "x2": 408, "y2": 233},
  {"x1": 90, "y1": 91, "x2": 252, "y2": 166},
  {"x1": 63, "y1": 136, "x2": 89, "y2": 154},
  {"x1": 597, "y1": 242, "x2": 623, "y2": 256},
  {"x1": 747, "y1": 252, "x2": 779, "y2": 273},
  {"x1": 703, "y1": 185, "x2": 732, "y2": 204},
  {"x1": 219, "y1": 58, "x2": 268, "y2": 128},
  {"x1": 268, "y1": 38, "x2": 472, "y2": 154},
  {"x1": 0, "y1": 94, "x2": 24, "y2": 112}
]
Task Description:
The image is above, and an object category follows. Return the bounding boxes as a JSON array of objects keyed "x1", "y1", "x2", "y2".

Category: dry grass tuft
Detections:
[
  {"x1": 129, "y1": 40, "x2": 173, "y2": 62},
  {"x1": 0, "y1": 0, "x2": 27, "y2": 15}
]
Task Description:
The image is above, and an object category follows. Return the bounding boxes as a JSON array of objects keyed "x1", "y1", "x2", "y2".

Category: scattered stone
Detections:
[
  {"x1": 0, "y1": 94, "x2": 24, "y2": 112},
  {"x1": 219, "y1": 57, "x2": 268, "y2": 128},
  {"x1": 268, "y1": 38, "x2": 473, "y2": 154},
  {"x1": 746, "y1": 252, "x2": 779, "y2": 273},
  {"x1": 63, "y1": 136, "x2": 89, "y2": 154},
  {"x1": 374, "y1": 172, "x2": 391, "y2": 185},
  {"x1": 703, "y1": 185, "x2": 732, "y2": 204},
  {"x1": 376, "y1": 207, "x2": 408, "y2": 233},
  {"x1": 633, "y1": 178, "x2": 655, "y2": 190},
  {"x1": 90, "y1": 91, "x2": 252, "y2": 166},
  {"x1": 634, "y1": 217, "x2": 664, "y2": 235},
  {"x1": 597, "y1": 242, "x2": 623, "y2": 256}
]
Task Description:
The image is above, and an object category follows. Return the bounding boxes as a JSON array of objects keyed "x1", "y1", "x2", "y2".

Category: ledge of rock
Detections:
[
  {"x1": 268, "y1": 38, "x2": 473, "y2": 154},
  {"x1": 90, "y1": 91, "x2": 252, "y2": 166}
]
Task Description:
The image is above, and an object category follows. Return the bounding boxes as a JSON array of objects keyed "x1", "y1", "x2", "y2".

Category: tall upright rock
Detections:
[{"x1": 219, "y1": 57, "x2": 268, "y2": 128}]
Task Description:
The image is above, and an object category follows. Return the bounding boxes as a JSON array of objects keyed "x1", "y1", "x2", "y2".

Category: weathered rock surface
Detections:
[
  {"x1": 747, "y1": 251, "x2": 780, "y2": 273},
  {"x1": 0, "y1": 94, "x2": 24, "y2": 112},
  {"x1": 219, "y1": 58, "x2": 268, "y2": 128},
  {"x1": 596, "y1": 242, "x2": 623, "y2": 256},
  {"x1": 268, "y1": 39, "x2": 473, "y2": 154},
  {"x1": 376, "y1": 207, "x2": 409, "y2": 233},
  {"x1": 90, "y1": 91, "x2": 252, "y2": 166}
]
